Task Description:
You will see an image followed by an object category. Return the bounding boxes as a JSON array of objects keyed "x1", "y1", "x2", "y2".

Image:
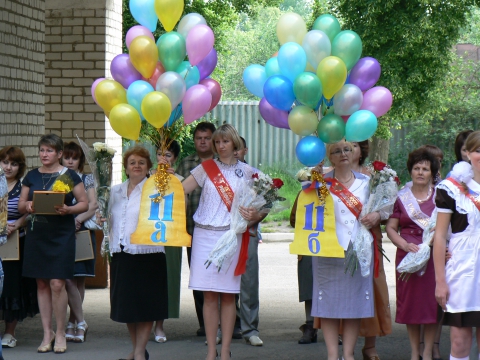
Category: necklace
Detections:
[
  {"x1": 41, "y1": 173, "x2": 56, "y2": 190},
  {"x1": 334, "y1": 171, "x2": 354, "y2": 184},
  {"x1": 414, "y1": 186, "x2": 432, "y2": 203}
]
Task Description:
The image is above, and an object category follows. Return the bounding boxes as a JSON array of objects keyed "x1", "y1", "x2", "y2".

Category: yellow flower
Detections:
[{"x1": 52, "y1": 180, "x2": 72, "y2": 193}]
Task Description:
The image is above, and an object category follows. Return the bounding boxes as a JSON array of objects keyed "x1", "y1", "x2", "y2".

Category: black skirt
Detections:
[
  {"x1": 441, "y1": 308, "x2": 480, "y2": 327},
  {"x1": 110, "y1": 250, "x2": 168, "y2": 323}
]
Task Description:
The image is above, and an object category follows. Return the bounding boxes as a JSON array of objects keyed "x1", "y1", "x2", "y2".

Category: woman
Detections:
[
  {"x1": 180, "y1": 124, "x2": 256, "y2": 360},
  {"x1": 386, "y1": 148, "x2": 440, "y2": 360},
  {"x1": 434, "y1": 130, "x2": 480, "y2": 360},
  {"x1": 108, "y1": 146, "x2": 168, "y2": 360},
  {"x1": 62, "y1": 141, "x2": 98, "y2": 343},
  {"x1": 0, "y1": 146, "x2": 38, "y2": 348},
  {"x1": 312, "y1": 140, "x2": 378, "y2": 360},
  {"x1": 454, "y1": 130, "x2": 473, "y2": 164},
  {"x1": 18, "y1": 134, "x2": 88, "y2": 354},
  {"x1": 153, "y1": 139, "x2": 183, "y2": 343}
]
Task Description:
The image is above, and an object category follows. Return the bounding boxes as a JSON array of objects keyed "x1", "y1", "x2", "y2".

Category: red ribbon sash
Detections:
[
  {"x1": 324, "y1": 178, "x2": 363, "y2": 218},
  {"x1": 447, "y1": 177, "x2": 480, "y2": 212}
]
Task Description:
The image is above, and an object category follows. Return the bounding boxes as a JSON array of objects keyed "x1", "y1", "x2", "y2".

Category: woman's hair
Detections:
[
  {"x1": 123, "y1": 146, "x2": 153, "y2": 176},
  {"x1": 0, "y1": 146, "x2": 26, "y2": 180},
  {"x1": 419, "y1": 144, "x2": 443, "y2": 163},
  {"x1": 63, "y1": 141, "x2": 86, "y2": 172},
  {"x1": 38, "y1": 133, "x2": 63, "y2": 153},
  {"x1": 464, "y1": 130, "x2": 480, "y2": 154},
  {"x1": 211, "y1": 124, "x2": 244, "y2": 154},
  {"x1": 326, "y1": 141, "x2": 353, "y2": 165},
  {"x1": 356, "y1": 140, "x2": 369, "y2": 166},
  {"x1": 157, "y1": 139, "x2": 181, "y2": 159},
  {"x1": 454, "y1": 129, "x2": 474, "y2": 163},
  {"x1": 406, "y1": 147, "x2": 440, "y2": 178}
]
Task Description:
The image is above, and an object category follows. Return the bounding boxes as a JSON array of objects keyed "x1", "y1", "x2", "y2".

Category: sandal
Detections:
[
  {"x1": 65, "y1": 322, "x2": 76, "y2": 342},
  {"x1": 73, "y1": 321, "x2": 88, "y2": 343},
  {"x1": 433, "y1": 342, "x2": 443, "y2": 360},
  {"x1": 362, "y1": 346, "x2": 380, "y2": 360}
]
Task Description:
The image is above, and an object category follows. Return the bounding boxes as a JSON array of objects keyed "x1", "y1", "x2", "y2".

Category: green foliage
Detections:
[{"x1": 459, "y1": 6, "x2": 480, "y2": 45}]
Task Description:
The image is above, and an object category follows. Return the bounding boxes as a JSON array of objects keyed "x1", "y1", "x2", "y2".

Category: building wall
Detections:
[{"x1": 0, "y1": 0, "x2": 46, "y2": 168}]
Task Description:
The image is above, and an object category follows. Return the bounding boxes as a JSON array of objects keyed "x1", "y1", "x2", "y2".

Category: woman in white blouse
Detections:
[{"x1": 108, "y1": 146, "x2": 167, "y2": 360}]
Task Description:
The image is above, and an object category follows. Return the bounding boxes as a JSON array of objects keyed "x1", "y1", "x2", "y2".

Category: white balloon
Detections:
[
  {"x1": 177, "y1": 13, "x2": 207, "y2": 38},
  {"x1": 155, "y1": 71, "x2": 186, "y2": 109},
  {"x1": 302, "y1": 30, "x2": 331, "y2": 70},
  {"x1": 333, "y1": 84, "x2": 363, "y2": 116}
]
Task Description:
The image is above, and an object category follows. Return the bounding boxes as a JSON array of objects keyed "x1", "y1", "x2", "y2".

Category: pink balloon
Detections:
[
  {"x1": 125, "y1": 25, "x2": 155, "y2": 50},
  {"x1": 200, "y1": 78, "x2": 222, "y2": 111},
  {"x1": 144, "y1": 62, "x2": 166, "y2": 87},
  {"x1": 183, "y1": 84, "x2": 212, "y2": 124},
  {"x1": 186, "y1": 24, "x2": 214, "y2": 66},
  {"x1": 341, "y1": 115, "x2": 350, "y2": 123},
  {"x1": 91, "y1": 77, "x2": 105, "y2": 104},
  {"x1": 360, "y1": 86, "x2": 393, "y2": 117}
]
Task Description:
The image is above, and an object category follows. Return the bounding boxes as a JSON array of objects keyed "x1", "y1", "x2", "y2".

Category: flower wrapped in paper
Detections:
[
  {"x1": 0, "y1": 167, "x2": 7, "y2": 246},
  {"x1": 51, "y1": 172, "x2": 74, "y2": 193}
]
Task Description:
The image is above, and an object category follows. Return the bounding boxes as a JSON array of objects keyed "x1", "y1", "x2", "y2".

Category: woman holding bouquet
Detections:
[
  {"x1": 18, "y1": 134, "x2": 88, "y2": 354},
  {"x1": 385, "y1": 148, "x2": 440, "y2": 360},
  {"x1": 434, "y1": 130, "x2": 480, "y2": 360}
]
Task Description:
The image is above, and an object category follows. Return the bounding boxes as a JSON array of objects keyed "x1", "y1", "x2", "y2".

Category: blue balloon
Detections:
[
  {"x1": 263, "y1": 75, "x2": 295, "y2": 111},
  {"x1": 129, "y1": 0, "x2": 158, "y2": 32},
  {"x1": 278, "y1": 42, "x2": 307, "y2": 82},
  {"x1": 295, "y1": 136, "x2": 326, "y2": 166},
  {"x1": 243, "y1": 64, "x2": 267, "y2": 98},
  {"x1": 265, "y1": 57, "x2": 281, "y2": 77},
  {"x1": 175, "y1": 61, "x2": 200, "y2": 89},
  {"x1": 345, "y1": 110, "x2": 378, "y2": 141},
  {"x1": 126, "y1": 80, "x2": 154, "y2": 120},
  {"x1": 165, "y1": 103, "x2": 183, "y2": 127}
]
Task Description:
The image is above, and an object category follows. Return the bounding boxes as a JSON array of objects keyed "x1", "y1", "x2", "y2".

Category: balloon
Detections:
[
  {"x1": 293, "y1": 72, "x2": 323, "y2": 109},
  {"x1": 263, "y1": 75, "x2": 295, "y2": 111},
  {"x1": 125, "y1": 25, "x2": 155, "y2": 49},
  {"x1": 91, "y1": 77, "x2": 105, "y2": 104},
  {"x1": 345, "y1": 110, "x2": 378, "y2": 141},
  {"x1": 129, "y1": 36, "x2": 158, "y2": 78},
  {"x1": 258, "y1": 98, "x2": 289, "y2": 129},
  {"x1": 302, "y1": 30, "x2": 331, "y2": 70},
  {"x1": 360, "y1": 86, "x2": 393, "y2": 117},
  {"x1": 350, "y1": 57, "x2": 381, "y2": 91},
  {"x1": 317, "y1": 114, "x2": 345, "y2": 143},
  {"x1": 305, "y1": 63, "x2": 316, "y2": 73},
  {"x1": 95, "y1": 80, "x2": 127, "y2": 112},
  {"x1": 109, "y1": 103, "x2": 142, "y2": 140},
  {"x1": 141, "y1": 91, "x2": 172, "y2": 128},
  {"x1": 316, "y1": 56, "x2": 347, "y2": 100},
  {"x1": 127, "y1": 80, "x2": 154, "y2": 120},
  {"x1": 265, "y1": 57, "x2": 281, "y2": 77},
  {"x1": 276, "y1": 13, "x2": 307, "y2": 45},
  {"x1": 278, "y1": 42, "x2": 307, "y2": 82},
  {"x1": 333, "y1": 84, "x2": 363, "y2": 116},
  {"x1": 110, "y1": 54, "x2": 142, "y2": 89},
  {"x1": 331, "y1": 30, "x2": 363, "y2": 70},
  {"x1": 197, "y1": 48, "x2": 217, "y2": 80},
  {"x1": 129, "y1": 0, "x2": 157, "y2": 32},
  {"x1": 145, "y1": 62, "x2": 166, "y2": 87},
  {"x1": 288, "y1": 105, "x2": 318, "y2": 136},
  {"x1": 182, "y1": 84, "x2": 212, "y2": 124},
  {"x1": 200, "y1": 78, "x2": 222, "y2": 111},
  {"x1": 175, "y1": 61, "x2": 200, "y2": 89},
  {"x1": 242, "y1": 64, "x2": 267, "y2": 98},
  {"x1": 186, "y1": 24, "x2": 214, "y2": 66},
  {"x1": 154, "y1": 0, "x2": 184, "y2": 32},
  {"x1": 177, "y1": 13, "x2": 207, "y2": 38},
  {"x1": 156, "y1": 31, "x2": 186, "y2": 71},
  {"x1": 165, "y1": 103, "x2": 183, "y2": 127},
  {"x1": 296, "y1": 136, "x2": 326, "y2": 166},
  {"x1": 312, "y1": 14, "x2": 341, "y2": 43},
  {"x1": 155, "y1": 71, "x2": 186, "y2": 109}
]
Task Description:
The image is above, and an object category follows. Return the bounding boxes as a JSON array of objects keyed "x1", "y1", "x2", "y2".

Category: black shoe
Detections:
[
  {"x1": 145, "y1": 349, "x2": 149, "y2": 360},
  {"x1": 298, "y1": 324, "x2": 318, "y2": 344},
  {"x1": 232, "y1": 327, "x2": 242, "y2": 339},
  {"x1": 197, "y1": 326, "x2": 206, "y2": 336}
]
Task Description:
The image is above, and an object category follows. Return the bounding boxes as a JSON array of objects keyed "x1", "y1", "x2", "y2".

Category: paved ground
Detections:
[{"x1": 2, "y1": 238, "x2": 475, "y2": 360}]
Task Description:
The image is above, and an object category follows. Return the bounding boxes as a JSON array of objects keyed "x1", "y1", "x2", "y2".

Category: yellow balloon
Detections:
[
  {"x1": 154, "y1": 0, "x2": 184, "y2": 32},
  {"x1": 95, "y1": 80, "x2": 127, "y2": 113},
  {"x1": 276, "y1": 13, "x2": 307, "y2": 45},
  {"x1": 109, "y1": 104, "x2": 142, "y2": 140},
  {"x1": 288, "y1": 105, "x2": 318, "y2": 136},
  {"x1": 316, "y1": 56, "x2": 347, "y2": 100},
  {"x1": 129, "y1": 36, "x2": 158, "y2": 78},
  {"x1": 141, "y1": 91, "x2": 172, "y2": 128}
]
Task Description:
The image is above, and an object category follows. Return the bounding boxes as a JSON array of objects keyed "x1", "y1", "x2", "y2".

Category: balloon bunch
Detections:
[
  {"x1": 91, "y1": 0, "x2": 221, "y2": 141},
  {"x1": 243, "y1": 13, "x2": 393, "y2": 166}
]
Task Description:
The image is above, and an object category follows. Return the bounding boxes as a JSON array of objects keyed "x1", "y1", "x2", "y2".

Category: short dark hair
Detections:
[
  {"x1": 38, "y1": 133, "x2": 63, "y2": 153},
  {"x1": 240, "y1": 136, "x2": 247, "y2": 148},
  {"x1": 406, "y1": 147, "x2": 439, "y2": 178},
  {"x1": 0, "y1": 146, "x2": 26, "y2": 180},
  {"x1": 193, "y1": 122, "x2": 216, "y2": 138},
  {"x1": 356, "y1": 140, "x2": 369, "y2": 166},
  {"x1": 123, "y1": 146, "x2": 153, "y2": 177},
  {"x1": 454, "y1": 130, "x2": 473, "y2": 163},
  {"x1": 63, "y1": 141, "x2": 86, "y2": 172},
  {"x1": 157, "y1": 139, "x2": 181, "y2": 159},
  {"x1": 419, "y1": 144, "x2": 443, "y2": 162}
]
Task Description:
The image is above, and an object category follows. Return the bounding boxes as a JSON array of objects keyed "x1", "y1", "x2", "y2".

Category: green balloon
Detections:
[
  {"x1": 317, "y1": 113, "x2": 346, "y2": 143},
  {"x1": 293, "y1": 72, "x2": 323, "y2": 109},
  {"x1": 331, "y1": 30, "x2": 362, "y2": 70},
  {"x1": 313, "y1": 14, "x2": 341, "y2": 43},
  {"x1": 156, "y1": 31, "x2": 186, "y2": 71}
]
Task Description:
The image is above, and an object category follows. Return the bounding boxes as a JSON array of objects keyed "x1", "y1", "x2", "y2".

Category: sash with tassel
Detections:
[{"x1": 446, "y1": 177, "x2": 480, "y2": 212}]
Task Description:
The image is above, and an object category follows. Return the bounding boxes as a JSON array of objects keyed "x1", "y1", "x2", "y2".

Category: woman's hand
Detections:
[
  {"x1": 239, "y1": 206, "x2": 261, "y2": 223},
  {"x1": 7, "y1": 223, "x2": 16, "y2": 236},
  {"x1": 75, "y1": 218, "x2": 83, "y2": 231},
  {"x1": 445, "y1": 249, "x2": 452, "y2": 263},
  {"x1": 360, "y1": 212, "x2": 381, "y2": 229},
  {"x1": 435, "y1": 280, "x2": 450, "y2": 311},
  {"x1": 25, "y1": 201, "x2": 34, "y2": 214},
  {"x1": 157, "y1": 156, "x2": 169, "y2": 166},
  {"x1": 54, "y1": 204, "x2": 70, "y2": 216},
  {"x1": 404, "y1": 243, "x2": 420, "y2": 253}
]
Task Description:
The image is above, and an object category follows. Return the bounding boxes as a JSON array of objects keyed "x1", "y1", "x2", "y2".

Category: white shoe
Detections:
[
  {"x1": 155, "y1": 334, "x2": 167, "y2": 343},
  {"x1": 2, "y1": 333, "x2": 17, "y2": 348},
  {"x1": 246, "y1": 335, "x2": 263, "y2": 346}
]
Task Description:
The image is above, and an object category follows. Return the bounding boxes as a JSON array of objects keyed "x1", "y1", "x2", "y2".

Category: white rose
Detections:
[
  {"x1": 106, "y1": 146, "x2": 117, "y2": 155},
  {"x1": 93, "y1": 142, "x2": 106, "y2": 152}
]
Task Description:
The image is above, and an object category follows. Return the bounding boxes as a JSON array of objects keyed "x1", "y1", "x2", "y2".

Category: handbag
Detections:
[{"x1": 84, "y1": 215, "x2": 101, "y2": 231}]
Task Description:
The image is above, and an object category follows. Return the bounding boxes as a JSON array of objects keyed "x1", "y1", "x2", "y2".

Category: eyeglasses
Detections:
[{"x1": 330, "y1": 148, "x2": 352, "y2": 156}]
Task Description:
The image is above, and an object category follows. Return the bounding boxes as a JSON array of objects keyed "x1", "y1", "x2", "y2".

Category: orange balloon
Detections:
[
  {"x1": 129, "y1": 36, "x2": 158, "y2": 78},
  {"x1": 272, "y1": 51, "x2": 278, "y2": 58}
]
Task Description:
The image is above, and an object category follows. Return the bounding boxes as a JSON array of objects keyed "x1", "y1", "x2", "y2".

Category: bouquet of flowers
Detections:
[
  {"x1": 345, "y1": 161, "x2": 399, "y2": 277},
  {"x1": 52, "y1": 173, "x2": 74, "y2": 193},
  {"x1": 205, "y1": 173, "x2": 285, "y2": 272},
  {"x1": 0, "y1": 167, "x2": 7, "y2": 246}
]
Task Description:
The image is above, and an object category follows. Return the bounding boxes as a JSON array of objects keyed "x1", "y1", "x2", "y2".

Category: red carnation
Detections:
[
  {"x1": 372, "y1": 161, "x2": 387, "y2": 171},
  {"x1": 394, "y1": 176, "x2": 400, "y2": 185},
  {"x1": 252, "y1": 173, "x2": 259, "y2": 179},
  {"x1": 272, "y1": 178, "x2": 284, "y2": 189}
]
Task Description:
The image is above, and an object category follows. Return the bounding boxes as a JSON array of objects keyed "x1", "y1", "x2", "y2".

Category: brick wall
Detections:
[{"x1": 0, "y1": 0, "x2": 45, "y2": 168}]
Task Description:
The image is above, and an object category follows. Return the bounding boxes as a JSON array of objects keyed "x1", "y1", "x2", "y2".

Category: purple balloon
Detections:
[
  {"x1": 125, "y1": 25, "x2": 155, "y2": 50},
  {"x1": 360, "y1": 86, "x2": 393, "y2": 117},
  {"x1": 186, "y1": 24, "x2": 214, "y2": 66},
  {"x1": 110, "y1": 54, "x2": 142, "y2": 89},
  {"x1": 91, "y1": 77, "x2": 105, "y2": 104},
  {"x1": 197, "y1": 48, "x2": 218, "y2": 80},
  {"x1": 259, "y1": 98, "x2": 290, "y2": 129},
  {"x1": 349, "y1": 57, "x2": 381, "y2": 91}
]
